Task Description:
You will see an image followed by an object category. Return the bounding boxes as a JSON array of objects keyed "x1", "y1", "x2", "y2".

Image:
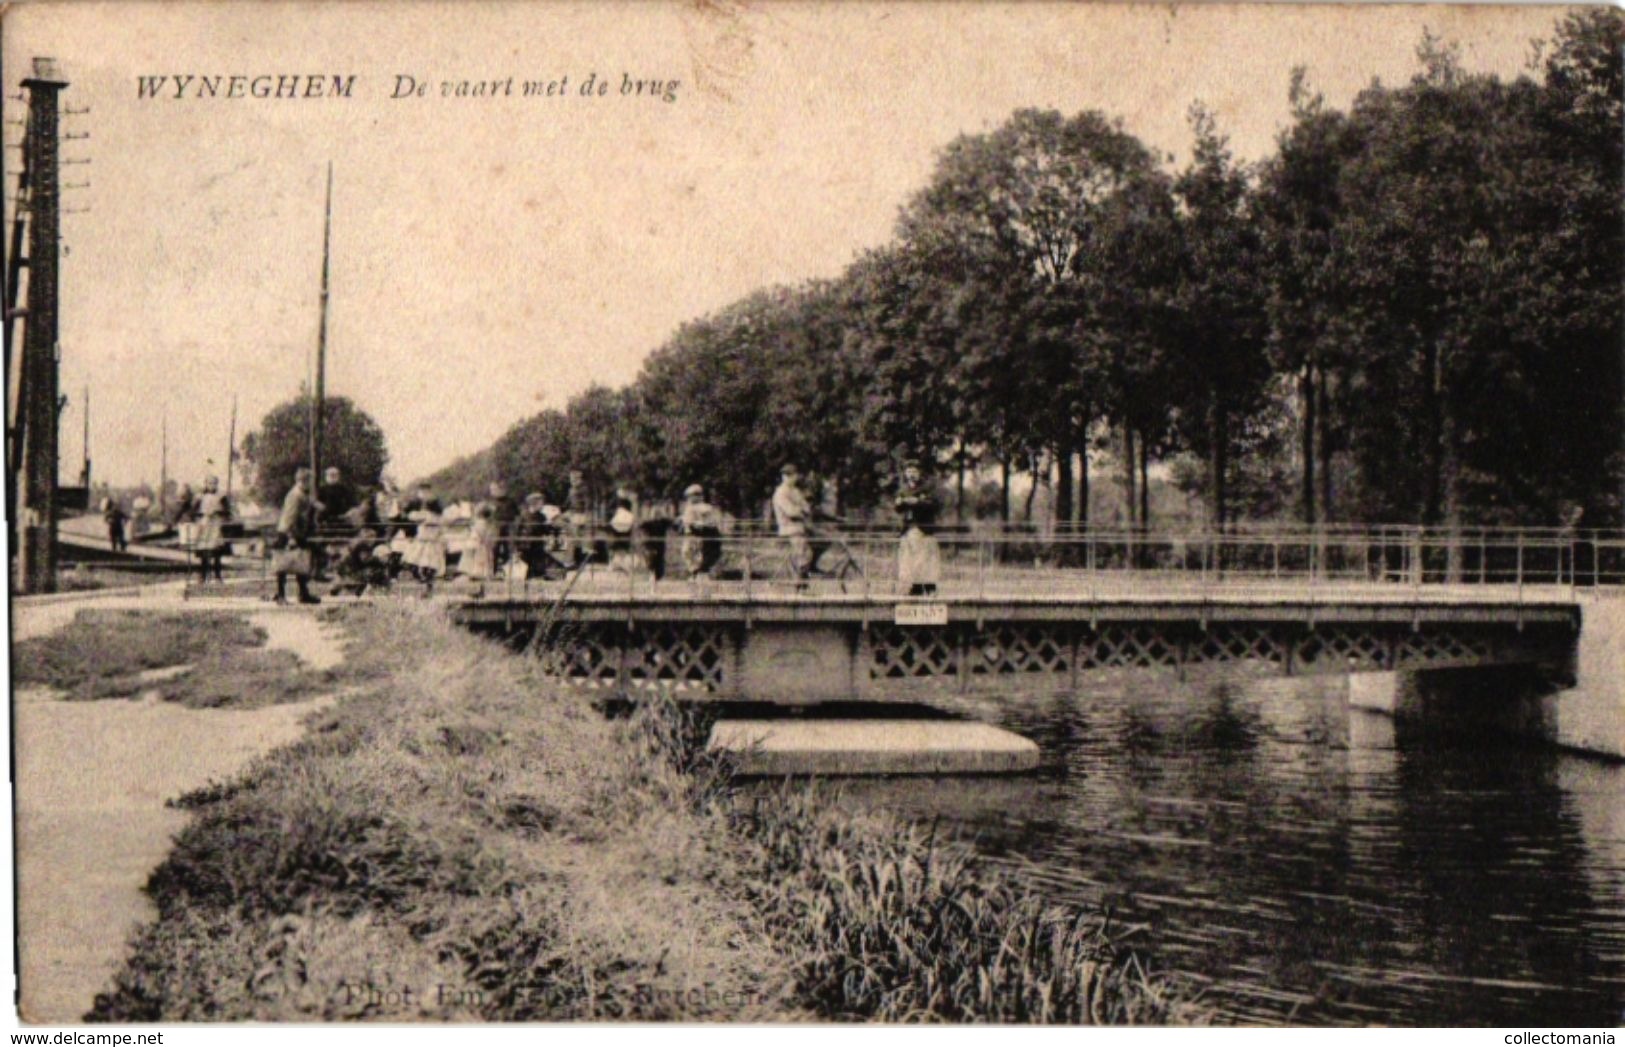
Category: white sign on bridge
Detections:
[{"x1": 894, "y1": 602, "x2": 949, "y2": 626}]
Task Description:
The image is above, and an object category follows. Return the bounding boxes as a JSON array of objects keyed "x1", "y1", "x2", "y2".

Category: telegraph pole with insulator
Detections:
[{"x1": 11, "y1": 57, "x2": 68, "y2": 593}]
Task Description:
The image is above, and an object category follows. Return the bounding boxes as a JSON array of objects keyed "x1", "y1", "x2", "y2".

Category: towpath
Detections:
[{"x1": 11, "y1": 591, "x2": 343, "y2": 1021}]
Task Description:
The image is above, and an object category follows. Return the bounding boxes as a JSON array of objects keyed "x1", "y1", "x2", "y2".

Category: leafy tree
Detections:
[
  {"x1": 1168, "y1": 105, "x2": 1273, "y2": 527},
  {"x1": 1257, "y1": 71, "x2": 1363, "y2": 523},
  {"x1": 241, "y1": 395, "x2": 388, "y2": 507},
  {"x1": 1329, "y1": 26, "x2": 1623, "y2": 532},
  {"x1": 894, "y1": 108, "x2": 1165, "y2": 528}
]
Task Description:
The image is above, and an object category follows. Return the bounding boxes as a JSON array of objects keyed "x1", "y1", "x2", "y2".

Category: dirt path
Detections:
[{"x1": 12, "y1": 597, "x2": 343, "y2": 1022}]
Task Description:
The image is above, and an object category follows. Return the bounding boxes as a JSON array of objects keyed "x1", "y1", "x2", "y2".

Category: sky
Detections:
[{"x1": 1, "y1": 0, "x2": 1579, "y2": 492}]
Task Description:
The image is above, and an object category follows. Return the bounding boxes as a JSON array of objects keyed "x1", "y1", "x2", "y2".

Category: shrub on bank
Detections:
[
  {"x1": 14, "y1": 609, "x2": 334, "y2": 707},
  {"x1": 15, "y1": 610, "x2": 266, "y2": 698}
]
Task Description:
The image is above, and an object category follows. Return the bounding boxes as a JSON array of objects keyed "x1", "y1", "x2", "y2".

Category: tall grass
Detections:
[
  {"x1": 730, "y1": 791, "x2": 1192, "y2": 1022},
  {"x1": 626, "y1": 692, "x2": 1199, "y2": 1023}
]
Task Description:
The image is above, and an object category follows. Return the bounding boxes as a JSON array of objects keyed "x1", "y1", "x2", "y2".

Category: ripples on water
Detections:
[{"x1": 816, "y1": 673, "x2": 1625, "y2": 1026}]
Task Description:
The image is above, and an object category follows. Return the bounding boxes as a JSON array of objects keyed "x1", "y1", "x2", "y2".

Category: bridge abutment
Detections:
[
  {"x1": 1348, "y1": 599, "x2": 1620, "y2": 758},
  {"x1": 1548, "y1": 597, "x2": 1625, "y2": 758}
]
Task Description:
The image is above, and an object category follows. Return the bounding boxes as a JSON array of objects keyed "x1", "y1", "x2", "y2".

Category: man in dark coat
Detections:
[
  {"x1": 482, "y1": 480, "x2": 521, "y2": 571},
  {"x1": 272, "y1": 467, "x2": 320, "y2": 605},
  {"x1": 317, "y1": 466, "x2": 356, "y2": 529}
]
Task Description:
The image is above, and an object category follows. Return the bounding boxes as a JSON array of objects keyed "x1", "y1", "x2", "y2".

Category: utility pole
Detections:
[
  {"x1": 12, "y1": 58, "x2": 69, "y2": 593},
  {"x1": 309, "y1": 161, "x2": 332, "y2": 518}
]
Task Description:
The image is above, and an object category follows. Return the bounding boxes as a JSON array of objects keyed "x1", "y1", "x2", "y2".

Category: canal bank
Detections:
[
  {"x1": 12, "y1": 599, "x2": 347, "y2": 1022},
  {"x1": 79, "y1": 601, "x2": 1193, "y2": 1023}
]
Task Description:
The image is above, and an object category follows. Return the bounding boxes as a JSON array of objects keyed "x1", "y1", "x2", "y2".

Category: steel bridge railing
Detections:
[{"x1": 187, "y1": 521, "x2": 1625, "y2": 604}]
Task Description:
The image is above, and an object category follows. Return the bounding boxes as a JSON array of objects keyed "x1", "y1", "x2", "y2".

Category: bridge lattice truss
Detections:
[{"x1": 533, "y1": 619, "x2": 1569, "y2": 697}]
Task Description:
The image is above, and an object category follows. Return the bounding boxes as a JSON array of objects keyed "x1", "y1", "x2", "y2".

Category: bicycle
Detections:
[{"x1": 761, "y1": 531, "x2": 865, "y2": 593}]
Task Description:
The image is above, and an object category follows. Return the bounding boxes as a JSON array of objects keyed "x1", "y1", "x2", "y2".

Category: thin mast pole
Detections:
[
  {"x1": 159, "y1": 408, "x2": 168, "y2": 518},
  {"x1": 309, "y1": 161, "x2": 332, "y2": 517},
  {"x1": 224, "y1": 394, "x2": 237, "y2": 498},
  {"x1": 81, "y1": 384, "x2": 89, "y2": 488}
]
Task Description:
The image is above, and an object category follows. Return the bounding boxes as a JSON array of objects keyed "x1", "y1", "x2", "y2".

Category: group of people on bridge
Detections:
[{"x1": 263, "y1": 457, "x2": 945, "y2": 602}]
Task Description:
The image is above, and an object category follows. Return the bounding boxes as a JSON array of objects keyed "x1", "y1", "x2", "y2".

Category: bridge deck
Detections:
[{"x1": 452, "y1": 571, "x2": 1581, "y2": 626}]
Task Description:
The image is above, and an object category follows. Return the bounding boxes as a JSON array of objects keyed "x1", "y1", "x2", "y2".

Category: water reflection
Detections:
[{"x1": 816, "y1": 673, "x2": 1625, "y2": 1025}]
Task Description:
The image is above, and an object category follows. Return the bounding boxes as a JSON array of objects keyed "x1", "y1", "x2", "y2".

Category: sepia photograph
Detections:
[{"x1": 3, "y1": 0, "x2": 1622, "y2": 1031}]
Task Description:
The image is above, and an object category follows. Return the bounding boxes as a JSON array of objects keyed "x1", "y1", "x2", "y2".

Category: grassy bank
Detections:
[
  {"x1": 14, "y1": 609, "x2": 334, "y2": 708},
  {"x1": 89, "y1": 603, "x2": 1195, "y2": 1022}
]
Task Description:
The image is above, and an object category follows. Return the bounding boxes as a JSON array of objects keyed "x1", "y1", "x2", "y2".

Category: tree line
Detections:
[{"x1": 423, "y1": 12, "x2": 1622, "y2": 533}]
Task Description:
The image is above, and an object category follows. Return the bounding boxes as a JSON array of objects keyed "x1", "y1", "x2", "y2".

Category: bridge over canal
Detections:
[{"x1": 435, "y1": 527, "x2": 1625, "y2": 756}]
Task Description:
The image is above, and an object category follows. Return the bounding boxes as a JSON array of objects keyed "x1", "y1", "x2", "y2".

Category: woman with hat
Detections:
[{"x1": 894, "y1": 458, "x2": 941, "y2": 596}]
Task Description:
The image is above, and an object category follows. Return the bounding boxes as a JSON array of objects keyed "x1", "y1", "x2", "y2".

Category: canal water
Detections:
[{"x1": 821, "y1": 674, "x2": 1625, "y2": 1026}]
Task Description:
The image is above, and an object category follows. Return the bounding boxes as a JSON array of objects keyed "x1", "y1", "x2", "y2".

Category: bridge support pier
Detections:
[
  {"x1": 1348, "y1": 600, "x2": 1621, "y2": 760},
  {"x1": 1546, "y1": 597, "x2": 1625, "y2": 759}
]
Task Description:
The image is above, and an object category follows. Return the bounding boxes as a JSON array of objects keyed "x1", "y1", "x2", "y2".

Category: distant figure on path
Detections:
[
  {"x1": 397, "y1": 483, "x2": 443, "y2": 538},
  {"x1": 272, "y1": 467, "x2": 320, "y2": 605},
  {"x1": 894, "y1": 458, "x2": 941, "y2": 596},
  {"x1": 101, "y1": 498, "x2": 128, "y2": 552},
  {"x1": 193, "y1": 475, "x2": 232, "y2": 585},
  {"x1": 130, "y1": 494, "x2": 153, "y2": 539},
  {"x1": 332, "y1": 528, "x2": 388, "y2": 596},
  {"x1": 463, "y1": 504, "x2": 499, "y2": 581},
  {"x1": 403, "y1": 494, "x2": 448, "y2": 589}
]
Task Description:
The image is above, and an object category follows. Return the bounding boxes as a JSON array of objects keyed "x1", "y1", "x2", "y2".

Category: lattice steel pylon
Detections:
[{"x1": 6, "y1": 58, "x2": 69, "y2": 593}]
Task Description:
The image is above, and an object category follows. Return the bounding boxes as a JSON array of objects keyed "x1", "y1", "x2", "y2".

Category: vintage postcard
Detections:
[{"x1": 4, "y1": 0, "x2": 1622, "y2": 1033}]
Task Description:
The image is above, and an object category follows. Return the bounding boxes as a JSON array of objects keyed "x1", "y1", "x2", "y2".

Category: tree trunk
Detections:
[
  {"x1": 1209, "y1": 398, "x2": 1229, "y2": 531},
  {"x1": 1421, "y1": 341, "x2": 1443, "y2": 527},
  {"x1": 956, "y1": 448, "x2": 967, "y2": 525},
  {"x1": 1077, "y1": 443, "x2": 1089, "y2": 532},
  {"x1": 1054, "y1": 443, "x2": 1074, "y2": 534},
  {"x1": 1121, "y1": 422, "x2": 1137, "y2": 529},
  {"x1": 1022, "y1": 452, "x2": 1041, "y2": 523},
  {"x1": 1442, "y1": 396, "x2": 1464, "y2": 583},
  {"x1": 1000, "y1": 456, "x2": 1011, "y2": 524},
  {"x1": 1317, "y1": 369, "x2": 1334, "y2": 523},
  {"x1": 1138, "y1": 433, "x2": 1150, "y2": 533},
  {"x1": 1301, "y1": 359, "x2": 1317, "y2": 525}
]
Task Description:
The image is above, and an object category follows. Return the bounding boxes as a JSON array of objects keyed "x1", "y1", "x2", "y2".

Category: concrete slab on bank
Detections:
[{"x1": 708, "y1": 718, "x2": 1040, "y2": 776}]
